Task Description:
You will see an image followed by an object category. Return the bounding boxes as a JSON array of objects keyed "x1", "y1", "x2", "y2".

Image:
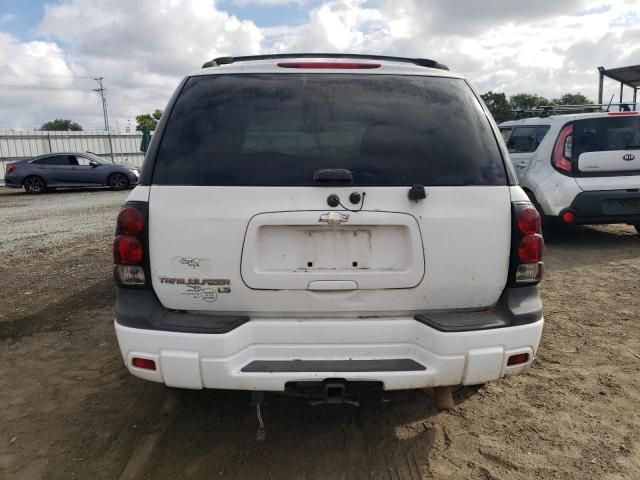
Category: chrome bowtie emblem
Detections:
[
  {"x1": 623, "y1": 154, "x2": 636, "y2": 161},
  {"x1": 319, "y1": 212, "x2": 350, "y2": 224}
]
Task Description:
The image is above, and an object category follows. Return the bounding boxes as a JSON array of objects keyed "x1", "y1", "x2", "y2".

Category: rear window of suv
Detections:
[
  {"x1": 152, "y1": 74, "x2": 507, "y2": 186},
  {"x1": 574, "y1": 116, "x2": 640, "y2": 157}
]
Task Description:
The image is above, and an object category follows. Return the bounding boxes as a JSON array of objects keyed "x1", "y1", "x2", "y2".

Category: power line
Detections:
[
  {"x1": 0, "y1": 84, "x2": 95, "y2": 91},
  {"x1": 0, "y1": 72, "x2": 94, "y2": 80}
]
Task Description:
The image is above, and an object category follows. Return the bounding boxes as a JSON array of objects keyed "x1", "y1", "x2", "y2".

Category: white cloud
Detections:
[
  {"x1": 232, "y1": 0, "x2": 305, "y2": 5},
  {"x1": 0, "y1": 32, "x2": 98, "y2": 129},
  {"x1": 0, "y1": 0, "x2": 639, "y2": 130},
  {"x1": 26, "y1": 0, "x2": 264, "y2": 128},
  {"x1": 268, "y1": 0, "x2": 387, "y2": 52},
  {"x1": 0, "y1": 14, "x2": 17, "y2": 24}
]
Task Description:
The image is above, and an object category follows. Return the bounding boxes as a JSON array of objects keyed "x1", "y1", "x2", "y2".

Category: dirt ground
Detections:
[{"x1": 0, "y1": 188, "x2": 639, "y2": 480}]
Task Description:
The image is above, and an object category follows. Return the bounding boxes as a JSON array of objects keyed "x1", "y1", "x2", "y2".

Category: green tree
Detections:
[
  {"x1": 480, "y1": 91, "x2": 514, "y2": 123},
  {"x1": 552, "y1": 93, "x2": 592, "y2": 105},
  {"x1": 136, "y1": 109, "x2": 163, "y2": 131},
  {"x1": 40, "y1": 119, "x2": 83, "y2": 131},
  {"x1": 509, "y1": 93, "x2": 550, "y2": 111}
]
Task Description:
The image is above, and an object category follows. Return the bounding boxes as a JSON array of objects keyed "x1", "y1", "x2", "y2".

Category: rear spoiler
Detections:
[{"x1": 202, "y1": 53, "x2": 449, "y2": 71}]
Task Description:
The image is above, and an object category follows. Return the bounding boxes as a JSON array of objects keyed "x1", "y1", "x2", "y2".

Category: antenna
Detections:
[
  {"x1": 606, "y1": 94, "x2": 614, "y2": 112},
  {"x1": 93, "y1": 76, "x2": 110, "y2": 131}
]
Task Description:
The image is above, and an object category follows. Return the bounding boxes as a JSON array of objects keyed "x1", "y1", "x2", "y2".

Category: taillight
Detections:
[
  {"x1": 516, "y1": 207, "x2": 541, "y2": 235},
  {"x1": 116, "y1": 207, "x2": 143, "y2": 235},
  {"x1": 277, "y1": 62, "x2": 381, "y2": 69},
  {"x1": 552, "y1": 124, "x2": 573, "y2": 174},
  {"x1": 6, "y1": 163, "x2": 16, "y2": 174},
  {"x1": 113, "y1": 203, "x2": 148, "y2": 287},
  {"x1": 509, "y1": 202, "x2": 544, "y2": 286},
  {"x1": 518, "y1": 235, "x2": 544, "y2": 263},
  {"x1": 113, "y1": 236, "x2": 143, "y2": 264}
]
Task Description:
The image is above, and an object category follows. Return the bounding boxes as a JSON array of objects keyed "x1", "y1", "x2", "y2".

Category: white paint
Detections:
[
  {"x1": 160, "y1": 350, "x2": 203, "y2": 389},
  {"x1": 241, "y1": 211, "x2": 424, "y2": 290},
  {"x1": 148, "y1": 186, "x2": 511, "y2": 313},
  {"x1": 578, "y1": 150, "x2": 640, "y2": 173},
  {"x1": 462, "y1": 347, "x2": 504, "y2": 385},
  {"x1": 115, "y1": 318, "x2": 544, "y2": 391}
]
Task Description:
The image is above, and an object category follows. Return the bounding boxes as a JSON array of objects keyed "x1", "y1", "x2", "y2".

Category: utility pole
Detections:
[
  {"x1": 93, "y1": 77, "x2": 109, "y2": 131},
  {"x1": 93, "y1": 76, "x2": 114, "y2": 162}
]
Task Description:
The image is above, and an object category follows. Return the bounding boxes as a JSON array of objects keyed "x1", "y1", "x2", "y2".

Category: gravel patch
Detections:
[{"x1": 0, "y1": 189, "x2": 129, "y2": 255}]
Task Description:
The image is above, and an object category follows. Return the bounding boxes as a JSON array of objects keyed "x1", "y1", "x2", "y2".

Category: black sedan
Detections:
[{"x1": 4, "y1": 152, "x2": 140, "y2": 193}]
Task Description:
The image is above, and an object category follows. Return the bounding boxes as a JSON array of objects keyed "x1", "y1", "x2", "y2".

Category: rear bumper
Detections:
[
  {"x1": 3, "y1": 176, "x2": 22, "y2": 188},
  {"x1": 115, "y1": 318, "x2": 543, "y2": 391},
  {"x1": 564, "y1": 190, "x2": 640, "y2": 225},
  {"x1": 114, "y1": 285, "x2": 544, "y2": 391}
]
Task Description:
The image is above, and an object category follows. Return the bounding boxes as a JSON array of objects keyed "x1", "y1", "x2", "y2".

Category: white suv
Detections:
[
  {"x1": 113, "y1": 54, "x2": 544, "y2": 405},
  {"x1": 500, "y1": 111, "x2": 640, "y2": 234}
]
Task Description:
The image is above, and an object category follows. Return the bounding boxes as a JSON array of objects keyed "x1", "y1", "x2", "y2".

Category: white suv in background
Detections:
[
  {"x1": 112, "y1": 54, "x2": 545, "y2": 407},
  {"x1": 500, "y1": 111, "x2": 640, "y2": 234}
]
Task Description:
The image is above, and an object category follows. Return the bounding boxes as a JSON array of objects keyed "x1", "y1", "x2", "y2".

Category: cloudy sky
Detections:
[{"x1": 0, "y1": 0, "x2": 639, "y2": 130}]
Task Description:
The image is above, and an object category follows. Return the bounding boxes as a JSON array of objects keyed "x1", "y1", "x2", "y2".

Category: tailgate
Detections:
[
  {"x1": 574, "y1": 114, "x2": 640, "y2": 190},
  {"x1": 148, "y1": 186, "x2": 512, "y2": 314}
]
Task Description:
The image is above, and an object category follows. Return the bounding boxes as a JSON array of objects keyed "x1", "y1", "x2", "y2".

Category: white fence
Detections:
[{"x1": 0, "y1": 130, "x2": 146, "y2": 184}]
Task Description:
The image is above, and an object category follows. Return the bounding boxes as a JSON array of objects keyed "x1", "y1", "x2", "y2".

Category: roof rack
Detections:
[
  {"x1": 202, "y1": 53, "x2": 449, "y2": 71},
  {"x1": 513, "y1": 102, "x2": 638, "y2": 118}
]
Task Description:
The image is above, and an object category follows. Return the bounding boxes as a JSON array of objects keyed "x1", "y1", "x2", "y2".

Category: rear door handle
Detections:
[{"x1": 307, "y1": 280, "x2": 358, "y2": 291}]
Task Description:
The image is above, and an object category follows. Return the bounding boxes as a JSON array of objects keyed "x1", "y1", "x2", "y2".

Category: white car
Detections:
[
  {"x1": 112, "y1": 54, "x2": 544, "y2": 407},
  {"x1": 500, "y1": 111, "x2": 640, "y2": 234}
]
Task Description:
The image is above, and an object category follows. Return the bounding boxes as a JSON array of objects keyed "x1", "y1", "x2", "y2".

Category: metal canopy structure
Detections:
[{"x1": 598, "y1": 65, "x2": 640, "y2": 108}]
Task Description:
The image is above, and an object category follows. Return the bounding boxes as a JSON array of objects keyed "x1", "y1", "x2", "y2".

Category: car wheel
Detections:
[
  {"x1": 108, "y1": 173, "x2": 129, "y2": 190},
  {"x1": 23, "y1": 176, "x2": 47, "y2": 194}
]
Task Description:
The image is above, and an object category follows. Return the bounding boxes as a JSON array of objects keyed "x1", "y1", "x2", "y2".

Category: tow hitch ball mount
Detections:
[{"x1": 310, "y1": 382, "x2": 360, "y2": 407}]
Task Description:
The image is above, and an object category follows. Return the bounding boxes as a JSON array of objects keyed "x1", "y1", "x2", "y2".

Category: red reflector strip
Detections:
[
  {"x1": 507, "y1": 353, "x2": 529, "y2": 366},
  {"x1": 277, "y1": 62, "x2": 381, "y2": 69},
  {"x1": 561, "y1": 210, "x2": 576, "y2": 223},
  {"x1": 132, "y1": 357, "x2": 156, "y2": 370},
  {"x1": 608, "y1": 111, "x2": 638, "y2": 116}
]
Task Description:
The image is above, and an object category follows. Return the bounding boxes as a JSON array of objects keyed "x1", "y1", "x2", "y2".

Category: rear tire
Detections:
[
  {"x1": 23, "y1": 176, "x2": 47, "y2": 194},
  {"x1": 108, "y1": 173, "x2": 129, "y2": 190}
]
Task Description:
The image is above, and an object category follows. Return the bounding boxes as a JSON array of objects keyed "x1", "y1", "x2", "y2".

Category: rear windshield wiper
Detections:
[{"x1": 313, "y1": 169, "x2": 353, "y2": 183}]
